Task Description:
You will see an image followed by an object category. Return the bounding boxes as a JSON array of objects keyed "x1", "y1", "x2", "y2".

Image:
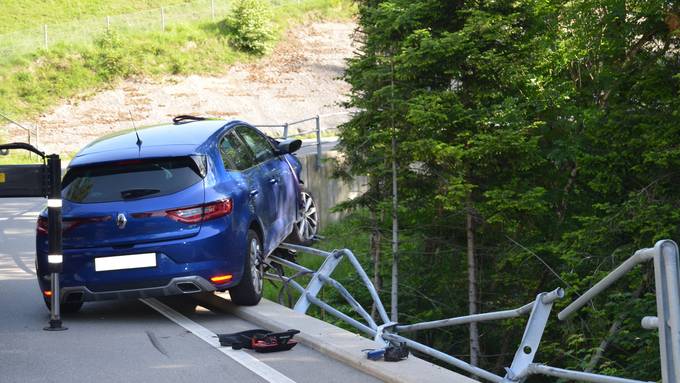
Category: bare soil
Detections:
[{"x1": 5, "y1": 21, "x2": 356, "y2": 155}]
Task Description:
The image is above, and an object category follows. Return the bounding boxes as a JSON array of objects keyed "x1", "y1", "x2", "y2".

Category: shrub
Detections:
[
  {"x1": 91, "y1": 31, "x2": 133, "y2": 81},
  {"x1": 225, "y1": 0, "x2": 274, "y2": 54}
]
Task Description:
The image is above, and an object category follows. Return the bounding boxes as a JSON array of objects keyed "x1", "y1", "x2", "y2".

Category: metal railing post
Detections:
[
  {"x1": 211, "y1": 0, "x2": 216, "y2": 20},
  {"x1": 652, "y1": 240, "x2": 680, "y2": 383},
  {"x1": 315, "y1": 115, "x2": 322, "y2": 169},
  {"x1": 501, "y1": 288, "x2": 563, "y2": 382},
  {"x1": 283, "y1": 123, "x2": 289, "y2": 139},
  {"x1": 161, "y1": 7, "x2": 166, "y2": 31},
  {"x1": 292, "y1": 249, "x2": 344, "y2": 314}
]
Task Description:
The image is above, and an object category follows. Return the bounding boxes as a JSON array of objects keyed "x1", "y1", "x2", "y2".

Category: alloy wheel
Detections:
[
  {"x1": 249, "y1": 237, "x2": 263, "y2": 295},
  {"x1": 296, "y1": 191, "x2": 318, "y2": 242}
]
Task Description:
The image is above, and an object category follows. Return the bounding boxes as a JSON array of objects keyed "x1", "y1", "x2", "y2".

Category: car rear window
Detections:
[{"x1": 62, "y1": 157, "x2": 203, "y2": 203}]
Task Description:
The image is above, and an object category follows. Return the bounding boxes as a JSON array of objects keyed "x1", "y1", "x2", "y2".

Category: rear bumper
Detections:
[
  {"x1": 59, "y1": 276, "x2": 216, "y2": 303},
  {"x1": 35, "y1": 222, "x2": 249, "y2": 301}
]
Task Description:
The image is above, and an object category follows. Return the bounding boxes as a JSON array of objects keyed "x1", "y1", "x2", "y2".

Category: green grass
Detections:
[
  {"x1": 0, "y1": 0, "x2": 195, "y2": 34},
  {"x1": 0, "y1": 0, "x2": 355, "y2": 120},
  {"x1": 0, "y1": 150, "x2": 75, "y2": 165},
  {"x1": 0, "y1": 152, "x2": 44, "y2": 165}
]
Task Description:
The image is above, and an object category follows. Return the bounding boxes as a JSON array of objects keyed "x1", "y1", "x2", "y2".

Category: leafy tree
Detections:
[{"x1": 337, "y1": 0, "x2": 680, "y2": 380}]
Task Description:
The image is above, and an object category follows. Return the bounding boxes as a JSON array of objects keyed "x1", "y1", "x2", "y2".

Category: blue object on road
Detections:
[{"x1": 35, "y1": 117, "x2": 318, "y2": 312}]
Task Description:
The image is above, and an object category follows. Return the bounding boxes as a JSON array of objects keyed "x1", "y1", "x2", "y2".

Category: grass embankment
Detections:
[
  {"x1": 0, "y1": 0, "x2": 354, "y2": 121},
  {"x1": 0, "y1": 0, "x2": 193, "y2": 34}
]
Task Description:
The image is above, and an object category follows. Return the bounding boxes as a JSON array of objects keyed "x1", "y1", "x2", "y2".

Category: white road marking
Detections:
[{"x1": 141, "y1": 297, "x2": 296, "y2": 383}]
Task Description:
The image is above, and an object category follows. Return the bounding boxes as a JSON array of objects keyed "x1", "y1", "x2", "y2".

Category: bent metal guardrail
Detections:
[{"x1": 265, "y1": 240, "x2": 680, "y2": 383}]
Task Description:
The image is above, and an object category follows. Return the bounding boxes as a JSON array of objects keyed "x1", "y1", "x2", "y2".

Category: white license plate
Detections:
[{"x1": 95, "y1": 253, "x2": 157, "y2": 272}]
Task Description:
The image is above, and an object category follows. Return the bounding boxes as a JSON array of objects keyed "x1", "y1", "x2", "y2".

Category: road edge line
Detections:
[{"x1": 140, "y1": 297, "x2": 296, "y2": 383}]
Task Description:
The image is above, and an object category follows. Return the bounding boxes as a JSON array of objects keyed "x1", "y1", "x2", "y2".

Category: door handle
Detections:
[
  {"x1": 250, "y1": 190, "x2": 259, "y2": 197},
  {"x1": 269, "y1": 178, "x2": 278, "y2": 184}
]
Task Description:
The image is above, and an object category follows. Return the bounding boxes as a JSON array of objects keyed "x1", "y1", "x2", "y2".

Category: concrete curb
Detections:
[{"x1": 195, "y1": 293, "x2": 479, "y2": 383}]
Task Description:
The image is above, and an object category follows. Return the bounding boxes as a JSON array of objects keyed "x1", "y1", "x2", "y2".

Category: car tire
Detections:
[
  {"x1": 287, "y1": 186, "x2": 319, "y2": 246},
  {"x1": 43, "y1": 297, "x2": 84, "y2": 314},
  {"x1": 229, "y1": 229, "x2": 263, "y2": 306}
]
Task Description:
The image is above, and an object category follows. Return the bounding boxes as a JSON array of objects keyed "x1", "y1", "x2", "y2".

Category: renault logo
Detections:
[{"x1": 116, "y1": 213, "x2": 127, "y2": 229}]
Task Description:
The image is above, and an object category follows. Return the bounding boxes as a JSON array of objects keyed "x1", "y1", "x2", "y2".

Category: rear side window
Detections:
[
  {"x1": 219, "y1": 132, "x2": 255, "y2": 170},
  {"x1": 235, "y1": 126, "x2": 275, "y2": 163},
  {"x1": 62, "y1": 157, "x2": 203, "y2": 203}
]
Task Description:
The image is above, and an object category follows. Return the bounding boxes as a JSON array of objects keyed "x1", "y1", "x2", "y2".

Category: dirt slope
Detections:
[{"x1": 6, "y1": 21, "x2": 356, "y2": 155}]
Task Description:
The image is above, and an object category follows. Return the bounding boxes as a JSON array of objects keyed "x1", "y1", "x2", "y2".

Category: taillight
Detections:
[
  {"x1": 37, "y1": 216, "x2": 112, "y2": 235},
  {"x1": 166, "y1": 199, "x2": 232, "y2": 224},
  {"x1": 37, "y1": 217, "x2": 48, "y2": 235},
  {"x1": 63, "y1": 216, "x2": 112, "y2": 232}
]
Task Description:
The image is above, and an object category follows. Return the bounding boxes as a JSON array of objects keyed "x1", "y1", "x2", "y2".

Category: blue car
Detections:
[{"x1": 35, "y1": 116, "x2": 319, "y2": 312}]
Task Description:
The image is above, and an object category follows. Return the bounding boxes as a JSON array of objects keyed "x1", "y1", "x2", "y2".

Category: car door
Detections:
[
  {"x1": 234, "y1": 125, "x2": 283, "y2": 253},
  {"x1": 218, "y1": 130, "x2": 277, "y2": 250}
]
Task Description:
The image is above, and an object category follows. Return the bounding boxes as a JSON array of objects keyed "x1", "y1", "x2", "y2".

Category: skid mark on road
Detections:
[
  {"x1": 145, "y1": 330, "x2": 169, "y2": 357},
  {"x1": 141, "y1": 297, "x2": 296, "y2": 383}
]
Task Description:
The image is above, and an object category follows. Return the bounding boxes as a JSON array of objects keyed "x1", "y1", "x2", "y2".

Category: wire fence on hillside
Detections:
[{"x1": 0, "y1": 0, "x2": 295, "y2": 61}]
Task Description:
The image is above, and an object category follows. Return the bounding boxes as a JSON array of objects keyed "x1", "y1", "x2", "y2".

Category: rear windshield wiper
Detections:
[{"x1": 120, "y1": 188, "x2": 161, "y2": 200}]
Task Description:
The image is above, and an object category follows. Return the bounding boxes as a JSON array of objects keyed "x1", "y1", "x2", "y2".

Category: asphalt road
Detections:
[{"x1": 0, "y1": 198, "x2": 380, "y2": 383}]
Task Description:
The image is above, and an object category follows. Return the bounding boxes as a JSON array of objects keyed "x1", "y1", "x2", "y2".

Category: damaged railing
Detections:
[{"x1": 265, "y1": 240, "x2": 680, "y2": 383}]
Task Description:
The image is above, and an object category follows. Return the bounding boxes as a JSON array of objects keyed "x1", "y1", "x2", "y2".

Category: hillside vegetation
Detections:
[{"x1": 0, "y1": 0, "x2": 353, "y2": 120}]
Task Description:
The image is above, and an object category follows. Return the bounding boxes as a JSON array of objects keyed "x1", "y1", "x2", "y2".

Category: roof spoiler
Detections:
[{"x1": 173, "y1": 115, "x2": 207, "y2": 125}]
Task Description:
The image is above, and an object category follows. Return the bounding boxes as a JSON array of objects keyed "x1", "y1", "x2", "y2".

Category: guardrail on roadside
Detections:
[
  {"x1": 255, "y1": 111, "x2": 350, "y2": 169},
  {"x1": 265, "y1": 241, "x2": 679, "y2": 383},
  {"x1": 0, "y1": 111, "x2": 39, "y2": 153}
]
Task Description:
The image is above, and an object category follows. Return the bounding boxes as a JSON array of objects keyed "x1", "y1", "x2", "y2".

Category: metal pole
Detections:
[
  {"x1": 211, "y1": 0, "x2": 215, "y2": 20},
  {"x1": 283, "y1": 123, "x2": 289, "y2": 139},
  {"x1": 43, "y1": 24, "x2": 48, "y2": 50},
  {"x1": 106, "y1": 16, "x2": 110, "y2": 32},
  {"x1": 524, "y1": 364, "x2": 651, "y2": 383},
  {"x1": 44, "y1": 154, "x2": 66, "y2": 331},
  {"x1": 396, "y1": 302, "x2": 534, "y2": 333},
  {"x1": 315, "y1": 115, "x2": 322, "y2": 169},
  {"x1": 652, "y1": 240, "x2": 680, "y2": 383},
  {"x1": 558, "y1": 247, "x2": 655, "y2": 320},
  {"x1": 161, "y1": 8, "x2": 165, "y2": 31}
]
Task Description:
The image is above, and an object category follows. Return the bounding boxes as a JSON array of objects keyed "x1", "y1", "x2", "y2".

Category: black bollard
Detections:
[{"x1": 44, "y1": 154, "x2": 66, "y2": 331}]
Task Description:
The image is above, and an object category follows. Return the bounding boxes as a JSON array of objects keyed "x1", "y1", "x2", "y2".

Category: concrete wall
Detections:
[{"x1": 298, "y1": 151, "x2": 367, "y2": 230}]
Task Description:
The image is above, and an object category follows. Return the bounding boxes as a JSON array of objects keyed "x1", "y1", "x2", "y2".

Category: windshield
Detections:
[{"x1": 62, "y1": 157, "x2": 203, "y2": 203}]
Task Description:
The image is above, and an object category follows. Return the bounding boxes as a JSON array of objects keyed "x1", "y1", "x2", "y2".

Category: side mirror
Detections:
[
  {"x1": 276, "y1": 139, "x2": 302, "y2": 154},
  {"x1": 0, "y1": 149, "x2": 8, "y2": 156}
]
